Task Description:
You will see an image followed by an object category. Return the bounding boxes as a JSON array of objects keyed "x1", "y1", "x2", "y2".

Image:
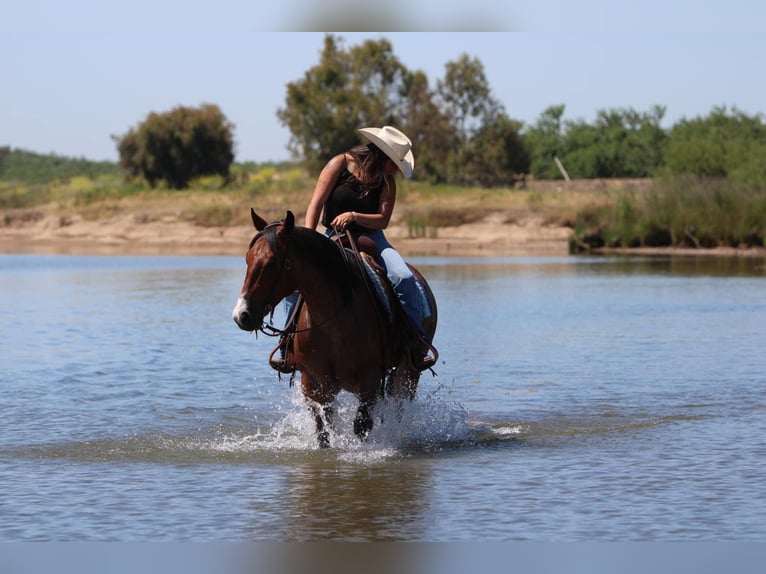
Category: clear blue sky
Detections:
[{"x1": 2, "y1": 1, "x2": 764, "y2": 163}]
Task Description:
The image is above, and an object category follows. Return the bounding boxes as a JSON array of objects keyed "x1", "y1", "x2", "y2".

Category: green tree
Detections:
[
  {"x1": 277, "y1": 34, "x2": 408, "y2": 169},
  {"x1": 558, "y1": 118, "x2": 598, "y2": 178},
  {"x1": 114, "y1": 104, "x2": 234, "y2": 189},
  {"x1": 397, "y1": 70, "x2": 457, "y2": 183},
  {"x1": 277, "y1": 35, "x2": 519, "y2": 186},
  {"x1": 456, "y1": 114, "x2": 529, "y2": 187},
  {"x1": 437, "y1": 53, "x2": 501, "y2": 147},
  {"x1": 525, "y1": 105, "x2": 567, "y2": 179},
  {"x1": 662, "y1": 106, "x2": 766, "y2": 184},
  {"x1": 585, "y1": 106, "x2": 666, "y2": 178},
  {"x1": 527, "y1": 105, "x2": 667, "y2": 179}
]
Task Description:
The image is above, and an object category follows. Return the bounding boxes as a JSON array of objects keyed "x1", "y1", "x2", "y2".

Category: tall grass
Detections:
[{"x1": 570, "y1": 176, "x2": 766, "y2": 252}]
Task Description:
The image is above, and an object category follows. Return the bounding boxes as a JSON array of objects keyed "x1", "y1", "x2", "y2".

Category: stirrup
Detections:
[
  {"x1": 269, "y1": 337, "x2": 296, "y2": 374},
  {"x1": 269, "y1": 357, "x2": 296, "y2": 374},
  {"x1": 412, "y1": 353, "x2": 437, "y2": 372},
  {"x1": 411, "y1": 335, "x2": 439, "y2": 372}
]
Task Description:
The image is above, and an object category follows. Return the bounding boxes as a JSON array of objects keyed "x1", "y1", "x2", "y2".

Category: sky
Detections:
[{"x1": 2, "y1": 1, "x2": 765, "y2": 163}]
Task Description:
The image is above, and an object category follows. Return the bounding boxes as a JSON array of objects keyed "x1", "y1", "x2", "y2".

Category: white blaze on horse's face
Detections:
[
  {"x1": 232, "y1": 235, "x2": 281, "y2": 332},
  {"x1": 232, "y1": 294, "x2": 249, "y2": 326}
]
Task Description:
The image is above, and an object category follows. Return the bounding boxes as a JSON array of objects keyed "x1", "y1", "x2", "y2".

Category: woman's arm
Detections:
[
  {"x1": 332, "y1": 173, "x2": 397, "y2": 231},
  {"x1": 304, "y1": 154, "x2": 346, "y2": 230}
]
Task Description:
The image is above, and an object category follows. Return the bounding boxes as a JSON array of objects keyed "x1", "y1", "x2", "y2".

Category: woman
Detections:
[{"x1": 273, "y1": 125, "x2": 435, "y2": 372}]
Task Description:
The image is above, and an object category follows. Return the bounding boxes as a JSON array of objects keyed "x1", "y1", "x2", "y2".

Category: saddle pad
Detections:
[
  {"x1": 359, "y1": 253, "x2": 394, "y2": 321},
  {"x1": 356, "y1": 251, "x2": 432, "y2": 322}
]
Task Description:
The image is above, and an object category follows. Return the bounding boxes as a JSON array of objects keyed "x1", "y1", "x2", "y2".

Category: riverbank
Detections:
[
  {"x1": 2, "y1": 176, "x2": 764, "y2": 258},
  {"x1": 2, "y1": 208, "x2": 764, "y2": 259},
  {"x1": 0, "y1": 209, "x2": 573, "y2": 257}
]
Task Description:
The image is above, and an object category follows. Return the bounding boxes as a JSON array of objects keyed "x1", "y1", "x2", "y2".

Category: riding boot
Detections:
[{"x1": 400, "y1": 314, "x2": 438, "y2": 372}]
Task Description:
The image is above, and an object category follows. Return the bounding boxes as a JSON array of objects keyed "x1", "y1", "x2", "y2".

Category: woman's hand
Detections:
[{"x1": 331, "y1": 211, "x2": 356, "y2": 230}]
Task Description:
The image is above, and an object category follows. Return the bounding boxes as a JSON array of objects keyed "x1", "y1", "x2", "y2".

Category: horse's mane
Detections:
[{"x1": 289, "y1": 226, "x2": 359, "y2": 302}]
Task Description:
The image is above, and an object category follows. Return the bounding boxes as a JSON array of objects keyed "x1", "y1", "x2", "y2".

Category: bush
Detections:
[{"x1": 114, "y1": 104, "x2": 234, "y2": 189}]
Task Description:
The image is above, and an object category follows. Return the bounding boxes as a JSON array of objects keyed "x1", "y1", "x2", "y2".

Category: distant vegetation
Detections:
[
  {"x1": 0, "y1": 147, "x2": 313, "y2": 228},
  {"x1": 0, "y1": 146, "x2": 120, "y2": 182},
  {"x1": 2, "y1": 33, "x2": 765, "y2": 252},
  {"x1": 278, "y1": 34, "x2": 766, "y2": 189}
]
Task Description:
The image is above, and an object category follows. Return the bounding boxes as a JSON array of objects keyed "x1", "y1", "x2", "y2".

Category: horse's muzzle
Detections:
[{"x1": 232, "y1": 296, "x2": 258, "y2": 332}]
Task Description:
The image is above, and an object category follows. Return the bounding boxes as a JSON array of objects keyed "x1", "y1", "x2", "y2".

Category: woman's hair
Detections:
[{"x1": 347, "y1": 143, "x2": 389, "y2": 191}]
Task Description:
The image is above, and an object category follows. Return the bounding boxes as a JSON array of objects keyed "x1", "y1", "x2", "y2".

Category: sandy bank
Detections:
[
  {"x1": 1, "y1": 209, "x2": 764, "y2": 259},
  {"x1": 0, "y1": 210, "x2": 573, "y2": 257}
]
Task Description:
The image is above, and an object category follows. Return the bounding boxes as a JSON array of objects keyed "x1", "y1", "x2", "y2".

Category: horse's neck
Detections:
[{"x1": 289, "y1": 238, "x2": 355, "y2": 319}]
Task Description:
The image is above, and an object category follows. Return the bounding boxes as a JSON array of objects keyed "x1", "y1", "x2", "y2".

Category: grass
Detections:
[{"x1": 569, "y1": 176, "x2": 766, "y2": 252}]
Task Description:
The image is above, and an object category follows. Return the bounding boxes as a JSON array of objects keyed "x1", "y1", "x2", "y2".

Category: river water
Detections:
[{"x1": 1, "y1": 253, "x2": 765, "y2": 541}]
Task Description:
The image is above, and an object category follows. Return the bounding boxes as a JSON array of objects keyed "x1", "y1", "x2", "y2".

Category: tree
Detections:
[
  {"x1": 526, "y1": 105, "x2": 667, "y2": 179},
  {"x1": 579, "y1": 106, "x2": 666, "y2": 178},
  {"x1": 525, "y1": 105, "x2": 567, "y2": 179},
  {"x1": 437, "y1": 53, "x2": 501, "y2": 147},
  {"x1": 277, "y1": 36, "x2": 518, "y2": 186},
  {"x1": 122, "y1": 104, "x2": 235, "y2": 189},
  {"x1": 456, "y1": 114, "x2": 530, "y2": 187},
  {"x1": 662, "y1": 106, "x2": 766, "y2": 185},
  {"x1": 277, "y1": 34, "x2": 408, "y2": 169},
  {"x1": 114, "y1": 104, "x2": 234, "y2": 189},
  {"x1": 397, "y1": 70, "x2": 457, "y2": 183}
]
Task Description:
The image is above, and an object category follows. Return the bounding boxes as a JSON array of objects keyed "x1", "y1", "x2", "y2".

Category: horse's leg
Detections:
[
  {"x1": 353, "y1": 401, "x2": 374, "y2": 440},
  {"x1": 302, "y1": 373, "x2": 338, "y2": 448},
  {"x1": 306, "y1": 401, "x2": 332, "y2": 448},
  {"x1": 386, "y1": 366, "x2": 420, "y2": 424},
  {"x1": 386, "y1": 365, "x2": 419, "y2": 402}
]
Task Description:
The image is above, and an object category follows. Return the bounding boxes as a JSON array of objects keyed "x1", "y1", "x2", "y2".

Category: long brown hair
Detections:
[{"x1": 347, "y1": 143, "x2": 389, "y2": 191}]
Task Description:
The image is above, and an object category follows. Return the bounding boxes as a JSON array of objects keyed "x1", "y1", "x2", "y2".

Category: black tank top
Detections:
[{"x1": 321, "y1": 167, "x2": 383, "y2": 234}]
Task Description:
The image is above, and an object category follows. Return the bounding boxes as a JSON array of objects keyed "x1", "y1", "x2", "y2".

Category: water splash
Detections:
[{"x1": 220, "y1": 383, "x2": 476, "y2": 463}]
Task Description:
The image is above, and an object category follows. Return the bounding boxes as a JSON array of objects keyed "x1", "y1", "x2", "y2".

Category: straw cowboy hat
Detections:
[{"x1": 358, "y1": 126, "x2": 414, "y2": 179}]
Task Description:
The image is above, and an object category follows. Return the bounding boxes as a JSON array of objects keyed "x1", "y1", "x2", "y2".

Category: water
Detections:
[{"x1": 1, "y1": 253, "x2": 765, "y2": 541}]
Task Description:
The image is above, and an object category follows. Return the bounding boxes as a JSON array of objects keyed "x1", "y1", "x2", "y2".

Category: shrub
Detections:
[{"x1": 114, "y1": 104, "x2": 234, "y2": 189}]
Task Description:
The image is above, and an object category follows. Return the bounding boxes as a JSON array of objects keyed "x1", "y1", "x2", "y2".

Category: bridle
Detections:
[{"x1": 246, "y1": 222, "x2": 289, "y2": 333}]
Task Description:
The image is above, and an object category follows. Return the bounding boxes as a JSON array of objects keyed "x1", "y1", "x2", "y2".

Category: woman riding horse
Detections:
[
  {"x1": 232, "y1": 209, "x2": 438, "y2": 446},
  {"x1": 275, "y1": 126, "x2": 437, "y2": 374}
]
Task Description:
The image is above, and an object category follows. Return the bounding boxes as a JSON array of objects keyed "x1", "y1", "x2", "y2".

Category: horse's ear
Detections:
[
  {"x1": 251, "y1": 208, "x2": 267, "y2": 231},
  {"x1": 284, "y1": 210, "x2": 295, "y2": 231}
]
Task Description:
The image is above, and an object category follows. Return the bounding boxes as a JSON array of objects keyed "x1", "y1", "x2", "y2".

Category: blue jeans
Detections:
[
  {"x1": 364, "y1": 229, "x2": 430, "y2": 339},
  {"x1": 283, "y1": 228, "x2": 430, "y2": 340}
]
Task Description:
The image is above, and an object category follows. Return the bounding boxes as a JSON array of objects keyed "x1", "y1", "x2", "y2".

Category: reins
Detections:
[{"x1": 258, "y1": 299, "x2": 347, "y2": 338}]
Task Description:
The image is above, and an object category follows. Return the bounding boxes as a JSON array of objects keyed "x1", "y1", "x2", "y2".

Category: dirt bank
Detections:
[
  {"x1": 0, "y1": 209, "x2": 573, "y2": 257},
  {"x1": 2, "y1": 179, "x2": 764, "y2": 258}
]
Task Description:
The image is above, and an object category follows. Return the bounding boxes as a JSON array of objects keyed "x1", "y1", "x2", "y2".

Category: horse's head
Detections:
[{"x1": 232, "y1": 209, "x2": 296, "y2": 332}]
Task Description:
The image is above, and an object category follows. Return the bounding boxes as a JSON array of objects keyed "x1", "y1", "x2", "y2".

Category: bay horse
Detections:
[{"x1": 232, "y1": 209, "x2": 437, "y2": 447}]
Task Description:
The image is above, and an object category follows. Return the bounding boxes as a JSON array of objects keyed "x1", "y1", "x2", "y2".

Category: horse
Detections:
[{"x1": 232, "y1": 209, "x2": 438, "y2": 447}]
